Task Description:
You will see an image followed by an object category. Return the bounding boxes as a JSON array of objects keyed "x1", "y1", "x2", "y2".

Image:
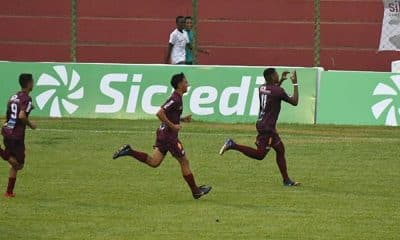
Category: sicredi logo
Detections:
[
  {"x1": 35, "y1": 65, "x2": 84, "y2": 117},
  {"x1": 34, "y1": 65, "x2": 266, "y2": 118},
  {"x1": 94, "y1": 74, "x2": 265, "y2": 116},
  {"x1": 371, "y1": 75, "x2": 400, "y2": 126}
]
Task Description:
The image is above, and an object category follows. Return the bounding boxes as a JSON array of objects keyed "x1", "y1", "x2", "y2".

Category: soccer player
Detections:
[
  {"x1": 165, "y1": 16, "x2": 190, "y2": 64},
  {"x1": 219, "y1": 68, "x2": 300, "y2": 186},
  {"x1": 0, "y1": 73, "x2": 36, "y2": 198},
  {"x1": 112, "y1": 73, "x2": 212, "y2": 199}
]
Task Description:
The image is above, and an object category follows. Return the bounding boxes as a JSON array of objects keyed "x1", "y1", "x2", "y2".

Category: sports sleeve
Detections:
[
  {"x1": 280, "y1": 88, "x2": 291, "y2": 103},
  {"x1": 169, "y1": 31, "x2": 176, "y2": 45},
  {"x1": 161, "y1": 98, "x2": 178, "y2": 113},
  {"x1": 19, "y1": 96, "x2": 29, "y2": 112}
]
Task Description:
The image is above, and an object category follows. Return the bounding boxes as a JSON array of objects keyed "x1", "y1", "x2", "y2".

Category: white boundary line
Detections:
[
  {"x1": 35, "y1": 128, "x2": 251, "y2": 136},
  {"x1": 34, "y1": 128, "x2": 400, "y2": 141}
]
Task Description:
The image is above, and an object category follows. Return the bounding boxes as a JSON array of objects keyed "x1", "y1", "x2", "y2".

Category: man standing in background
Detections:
[
  {"x1": 184, "y1": 16, "x2": 210, "y2": 65},
  {"x1": 184, "y1": 16, "x2": 195, "y2": 65},
  {"x1": 165, "y1": 16, "x2": 190, "y2": 64}
]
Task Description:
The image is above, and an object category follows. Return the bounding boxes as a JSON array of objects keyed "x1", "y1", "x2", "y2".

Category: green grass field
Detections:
[{"x1": 0, "y1": 118, "x2": 399, "y2": 239}]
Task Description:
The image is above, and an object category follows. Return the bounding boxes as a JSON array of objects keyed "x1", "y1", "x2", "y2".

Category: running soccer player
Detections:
[
  {"x1": 219, "y1": 68, "x2": 300, "y2": 186},
  {"x1": 113, "y1": 73, "x2": 212, "y2": 199},
  {"x1": 0, "y1": 73, "x2": 36, "y2": 198}
]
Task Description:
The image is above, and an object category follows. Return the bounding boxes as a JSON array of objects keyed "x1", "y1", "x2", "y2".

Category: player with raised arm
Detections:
[
  {"x1": 219, "y1": 68, "x2": 300, "y2": 186},
  {"x1": 112, "y1": 73, "x2": 212, "y2": 199},
  {"x1": 0, "y1": 73, "x2": 36, "y2": 198}
]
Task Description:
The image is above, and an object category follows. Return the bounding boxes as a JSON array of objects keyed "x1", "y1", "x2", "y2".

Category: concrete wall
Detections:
[{"x1": 0, "y1": 0, "x2": 398, "y2": 71}]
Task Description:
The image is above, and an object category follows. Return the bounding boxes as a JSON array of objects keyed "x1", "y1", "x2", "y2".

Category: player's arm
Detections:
[
  {"x1": 156, "y1": 108, "x2": 181, "y2": 132},
  {"x1": 18, "y1": 111, "x2": 36, "y2": 129},
  {"x1": 286, "y1": 71, "x2": 299, "y2": 106},
  {"x1": 165, "y1": 43, "x2": 173, "y2": 64},
  {"x1": 187, "y1": 42, "x2": 210, "y2": 56},
  {"x1": 180, "y1": 114, "x2": 192, "y2": 123},
  {"x1": 278, "y1": 71, "x2": 290, "y2": 86}
]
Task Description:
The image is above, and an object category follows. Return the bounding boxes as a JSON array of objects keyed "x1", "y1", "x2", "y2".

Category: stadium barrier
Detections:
[
  {"x1": 0, "y1": 62, "x2": 319, "y2": 124},
  {"x1": 317, "y1": 71, "x2": 400, "y2": 126}
]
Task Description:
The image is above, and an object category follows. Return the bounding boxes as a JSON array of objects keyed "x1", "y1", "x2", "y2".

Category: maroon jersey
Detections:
[
  {"x1": 2, "y1": 91, "x2": 33, "y2": 140},
  {"x1": 156, "y1": 91, "x2": 183, "y2": 140},
  {"x1": 256, "y1": 84, "x2": 290, "y2": 133}
]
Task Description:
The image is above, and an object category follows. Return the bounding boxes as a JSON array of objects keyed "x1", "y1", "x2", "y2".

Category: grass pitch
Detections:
[{"x1": 0, "y1": 118, "x2": 399, "y2": 239}]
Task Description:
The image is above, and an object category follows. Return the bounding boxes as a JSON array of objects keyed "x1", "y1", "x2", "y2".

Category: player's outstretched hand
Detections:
[
  {"x1": 181, "y1": 115, "x2": 192, "y2": 123},
  {"x1": 290, "y1": 71, "x2": 298, "y2": 84},
  {"x1": 30, "y1": 122, "x2": 37, "y2": 130},
  {"x1": 280, "y1": 71, "x2": 290, "y2": 82},
  {"x1": 172, "y1": 124, "x2": 182, "y2": 132}
]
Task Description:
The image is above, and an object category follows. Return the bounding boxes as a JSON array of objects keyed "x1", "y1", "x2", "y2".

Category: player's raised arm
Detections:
[
  {"x1": 278, "y1": 71, "x2": 290, "y2": 86},
  {"x1": 286, "y1": 71, "x2": 299, "y2": 106},
  {"x1": 156, "y1": 108, "x2": 181, "y2": 132}
]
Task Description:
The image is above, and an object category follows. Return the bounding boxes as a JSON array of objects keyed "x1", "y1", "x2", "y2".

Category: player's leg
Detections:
[
  {"x1": 176, "y1": 155, "x2": 200, "y2": 193},
  {"x1": 0, "y1": 139, "x2": 11, "y2": 161},
  {"x1": 272, "y1": 141, "x2": 289, "y2": 181},
  {"x1": 112, "y1": 144, "x2": 166, "y2": 168},
  {"x1": 272, "y1": 139, "x2": 300, "y2": 186},
  {"x1": 3, "y1": 139, "x2": 25, "y2": 198},
  {"x1": 144, "y1": 147, "x2": 165, "y2": 168},
  {"x1": 219, "y1": 134, "x2": 269, "y2": 160},
  {"x1": 171, "y1": 141, "x2": 211, "y2": 199},
  {"x1": 0, "y1": 146, "x2": 10, "y2": 160},
  {"x1": 5, "y1": 158, "x2": 23, "y2": 198}
]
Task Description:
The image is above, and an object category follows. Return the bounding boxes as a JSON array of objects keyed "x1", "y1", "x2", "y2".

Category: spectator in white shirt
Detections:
[{"x1": 165, "y1": 16, "x2": 191, "y2": 64}]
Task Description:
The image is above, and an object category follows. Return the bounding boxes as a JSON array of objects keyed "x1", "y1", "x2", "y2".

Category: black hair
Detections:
[
  {"x1": 263, "y1": 68, "x2": 276, "y2": 83},
  {"x1": 176, "y1": 16, "x2": 185, "y2": 24},
  {"x1": 185, "y1": 16, "x2": 192, "y2": 21},
  {"x1": 19, "y1": 73, "x2": 33, "y2": 88},
  {"x1": 171, "y1": 73, "x2": 185, "y2": 89}
]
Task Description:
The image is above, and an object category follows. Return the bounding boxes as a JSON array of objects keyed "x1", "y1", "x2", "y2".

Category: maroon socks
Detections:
[
  {"x1": 232, "y1": 142, "x2": 290, "y2": 181},
  {"x1": 272, "y1": 142, "x2": 289, "y2": 181},
  {"x1": 7, "y1": 177, "x2": 16, "y2": 194},
  {"x1": 183, "y1": 173, "x2": 200, "y2": 194}
]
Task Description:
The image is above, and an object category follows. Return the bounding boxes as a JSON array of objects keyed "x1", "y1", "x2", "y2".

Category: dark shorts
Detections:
[
  {"x1": 255, "y1": 131, "x2": 281, "y2": 150},
  {"x1": 3, "y1": 137, "x2": 25, "y2": 164},
  {"x1": 154, "y1": 138, "x2": 185, "y2": 158}
]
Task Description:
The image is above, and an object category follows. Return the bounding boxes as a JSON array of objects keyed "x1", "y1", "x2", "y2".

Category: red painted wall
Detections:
[
  {"x1": 76, "y1": 0, "x2": 191, "y2": 63},
  {"x1": 319, "y1": 0, "x2": 399, "y2": 71},
  {"x1": 197, "y1": 0, "x2": 399, "y2": 71},
  {"x1": 0, "y1": 0, "x2": 71, "y2": 61},
  {"x1": 0, "y1": 0, "x2": 398, "y2": 71}
]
